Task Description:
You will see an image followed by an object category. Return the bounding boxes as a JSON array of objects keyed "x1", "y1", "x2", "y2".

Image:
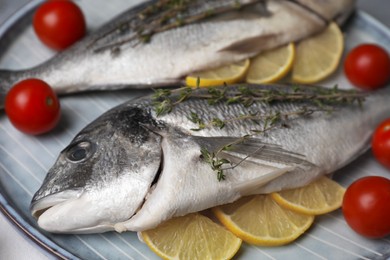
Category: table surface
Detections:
[{"x1": 1, "y1": 1, "x2": 389, "y2": 259}]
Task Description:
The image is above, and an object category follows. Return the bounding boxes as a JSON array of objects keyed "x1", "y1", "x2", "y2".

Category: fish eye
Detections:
[{"x1": 66, "y1": 141, "x2": 95, "y2": 163}]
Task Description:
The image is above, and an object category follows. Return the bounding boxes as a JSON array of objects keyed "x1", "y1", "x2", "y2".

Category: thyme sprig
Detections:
[
  {"x1": 151, "y1": 84, "x2": 366, "y2": 181},
  {"x1": 200, "y1": 134, "x2": 259, "y2": 181},
  {"x1": 200, "y1": 148, "x2": 230, "y2": 181},
  {"x1": 189, "y1": 106, "x2": 319, "y2": 132},
  {"x1": 91, "y1": 0, "x2": 260, "y2": 53},
  {"x1": 152, "y1": 87, "x2": 193, "y2": 116},
  {"x1": 152, "y1": 84, "x2": 366, "y2": 117}
]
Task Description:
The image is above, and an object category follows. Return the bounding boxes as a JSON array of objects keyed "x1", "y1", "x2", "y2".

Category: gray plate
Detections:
[{"x1": 0, "y1": 1, "x2": 389, "y2": 259}]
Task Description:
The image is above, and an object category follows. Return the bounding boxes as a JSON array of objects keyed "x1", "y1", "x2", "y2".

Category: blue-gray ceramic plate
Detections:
[{"x1": 0, "y1": 1, "x2": 389, "y2": 259}]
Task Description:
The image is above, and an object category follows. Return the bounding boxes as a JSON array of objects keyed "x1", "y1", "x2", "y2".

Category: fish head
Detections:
[{"x1": 30, "y1": 106, "x2": 162, "y2": 233}]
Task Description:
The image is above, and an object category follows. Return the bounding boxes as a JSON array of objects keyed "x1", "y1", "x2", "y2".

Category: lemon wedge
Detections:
[
  {"x1": 246, "y1": 43, "x2": 295, "y2": 84},
  {"x1": 185, "y1": 59, "x2": 250, "y2": 87},
  {"x1": 140, "y1": 213, "x2": 242, "y2": 260},
  {"x1": 271, "y1": 176, "x2": 346, "y2": 215},
  {"x1": 292, "y1": 22, "x2": 344, "y2": 83},
  {"x1": 212, "y1": 195, "x2": 314, "y2": 246}
]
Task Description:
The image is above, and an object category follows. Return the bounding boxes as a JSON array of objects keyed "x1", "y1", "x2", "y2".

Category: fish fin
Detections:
[
  {"x1": 193, "y1": 136, "x2": 314, "y2": 169},
  {"x1": 219, "y1": 34, "x2": 281, "y2": 54},
  {"x1": 0, "y1": 69, "x2": 14, "y2": 109},
  {"x1": 232, "y1": 166, "x2": 295, "y2": 196}
]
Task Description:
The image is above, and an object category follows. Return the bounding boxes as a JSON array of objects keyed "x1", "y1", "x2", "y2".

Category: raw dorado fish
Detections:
[
  {"x1": 31, "y1": 84, "x2": 389, "y2": 234},
  {"x1": 0, "y1": 0, "x2": 355, "y2": 108}
]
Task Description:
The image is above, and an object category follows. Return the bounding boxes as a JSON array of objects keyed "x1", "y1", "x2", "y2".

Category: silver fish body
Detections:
[
  {"x1": 0, "y1": 0, "x2": 355, "y2": 107},
  {"x1": 30, "y1": 84, "x2": 390, "y2": 233}
]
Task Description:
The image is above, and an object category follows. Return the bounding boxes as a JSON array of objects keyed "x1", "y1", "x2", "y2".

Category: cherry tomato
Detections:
[
  {"x1": 344, "y1": 44, "x2": 390, "y2": 90},
  {"x1": 33, "y1": 0, "x2": 86, "y2": 50},
  {"x1": 372, "y1": 118, "x2": 390, "y2": 169},
  {"x1": 5, "y1": 79, "x2": 61, "y2": 135},
  {"x1": 342, "y1": 176, "x2": 390, "y2": 238}
]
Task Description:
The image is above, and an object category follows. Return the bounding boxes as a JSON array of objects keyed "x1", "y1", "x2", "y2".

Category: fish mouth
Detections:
[
  {"x1": 30, "y1": 189, "x2": 82, "y2": 219},
  {"x1": 30, "y1": 189, "x2": 116, "y2": 233}
]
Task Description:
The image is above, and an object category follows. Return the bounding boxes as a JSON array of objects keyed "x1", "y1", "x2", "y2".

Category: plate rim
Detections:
[
  {"x1": 0, "y1": 0, "x2": 79, "y2": 258},
  {"x1": 0, "y1": 5, "x2": 390, "y2": 260}
]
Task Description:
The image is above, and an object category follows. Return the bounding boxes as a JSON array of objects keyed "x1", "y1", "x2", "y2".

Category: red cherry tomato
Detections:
[
  {"x1": 344, "y1": 44, "x2": 390, "y2": 90},
  {"x1": 5, "y1": 79, "x2": 61, "y2": 135},
  {"x1": 342, "y1": 176, "x2": 390, "y2": 238},
  {"x1": 372, "y1": 118, "x2": 390, "y2": 169},
  {"x1": 33, "y1": 0, "x2": 86, "y2": 50}
]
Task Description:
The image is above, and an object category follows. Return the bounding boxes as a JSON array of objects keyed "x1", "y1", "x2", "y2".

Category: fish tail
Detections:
[{"x1": 0, "y1": 69, "x2": 15, "y2": 109}]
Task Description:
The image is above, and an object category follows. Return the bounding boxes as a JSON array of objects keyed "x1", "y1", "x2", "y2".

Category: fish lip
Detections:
[
  {"x1": 47, "y1": 225, "x2": 115, "y2": 234},
  {"x1": 30, "y1": 189, "x2": 83, "y2": 219}
]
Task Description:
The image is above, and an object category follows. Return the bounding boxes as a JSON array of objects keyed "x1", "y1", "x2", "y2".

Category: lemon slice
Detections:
[
  {"x1": 186, "y1": 59, "x2": 250, "y2": 87},
  {"x1": 141, "y1": 213, "x2": 242, "y2": 260},
  {"x1": 271, "y1": 176, "x2": 346, "y2": 215},
  {"x1": 212, "y1": 195, "x2": 314, "y2": 246},
  {"x1": 292, "y1": 22, "x2": 344, "y2": 83},
  {"x1": 246, "y1": 43, "x2": 295, "y2": 84}
]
